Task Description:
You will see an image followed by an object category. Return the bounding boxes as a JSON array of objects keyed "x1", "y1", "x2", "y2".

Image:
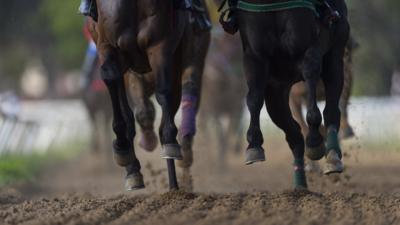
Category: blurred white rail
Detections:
[
  {"x1": 253, "y1": 97, "x2": 400, "y2": 143},
  {"x1": 0, "y1": 100, "x2": 90, "y2": 155},
  {"x1": 0, "y1": 97, "x2": 399, "y2": 155}
]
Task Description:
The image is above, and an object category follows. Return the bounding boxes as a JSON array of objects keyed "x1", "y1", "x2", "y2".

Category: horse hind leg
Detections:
[
  {"x1": 265, "y1": 85, "x2": 307, "y2": 190},
  {"x1": 339, "y1": 50, "x2": 355, "y2": 139},
  {"x1": 126, "y1": 74, "x2": 158, "y2": 152},
  {"x1": 100, "y1": 48, "x2": 144, "y2": 190},
  {"x1": 321, "y1": 48, "x2": 346, "y2": 175},
  {"x1": 301, "y1": 47, "x2": 326, "y2": 161}
]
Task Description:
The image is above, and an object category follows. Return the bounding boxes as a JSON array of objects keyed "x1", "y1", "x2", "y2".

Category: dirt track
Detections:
[{"x1": 1, "y1": 134, "x2": 400, "y2": 225}]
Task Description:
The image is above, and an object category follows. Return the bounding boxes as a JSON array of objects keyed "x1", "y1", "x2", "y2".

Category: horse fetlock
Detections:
[
  {"x1": 305, "y1": 141, "x2": 326, "y2": 161},
  {"x1": 113, "y1": 151, "x2": 134, "y2": 167},
  {"x1": 161, "y1": 144, "x2": 183, "y2": 160},
  {"x1": 139, "y1": 130, "x2": 158, "y2": 152},
  {"x1": 306, "y1": 131, "x2": 324, "y2": 148},
  {"x1": 325, "y1": 126, "x2": 342, "y2": 158},
  {"x1": 113, "y1": 141, "x2": 134, "y2": 167},
  {"x1": 245, "y1": 147, "x2": 266, "y2": 165},
  {"x1": 177, "y1": 135, "x2": 193, "y2": 168},
  {"x1": 306, "y1": 109, "x2": 322, "y2": 127}
]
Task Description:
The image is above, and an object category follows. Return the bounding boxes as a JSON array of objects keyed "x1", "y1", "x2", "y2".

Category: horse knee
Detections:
[{"x1": 101, "y1": 54, "x2": 123, "y2": 81}]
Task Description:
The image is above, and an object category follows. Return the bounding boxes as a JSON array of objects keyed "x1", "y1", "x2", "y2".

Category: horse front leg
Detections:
[
  {"x1": 300, "y1": 47, "x2": 326, "y2": 161},
  {"x1": 148, "y1": 44, "x2": 182, "y2": 190},
  {"x1": 243, "y1": 54, "x2": 267, "y2": 165},
  {"x1": 321, "y1": 46, "x2": 346, "y2": 175},
  {"x1": 100, "y1": 47, "x2": 144, "y2": 191}
]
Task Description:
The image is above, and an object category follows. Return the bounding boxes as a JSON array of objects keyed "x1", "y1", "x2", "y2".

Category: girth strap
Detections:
[{"x1": 237, "y1": 0, "x2": 320, "y2": 16}]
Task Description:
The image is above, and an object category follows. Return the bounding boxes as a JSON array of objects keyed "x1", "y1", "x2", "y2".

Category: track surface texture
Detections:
[{"x1": 1, "y1": 134, "x2": 400, "y2": 225}]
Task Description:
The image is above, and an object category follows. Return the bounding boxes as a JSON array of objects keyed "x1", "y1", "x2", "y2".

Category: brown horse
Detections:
[
  {"x1": 290, "y1": 38, "x2": 358, "y2": 140},
  {"x1": 88, "y1": 0, "x2": 210, "y2": 191}
]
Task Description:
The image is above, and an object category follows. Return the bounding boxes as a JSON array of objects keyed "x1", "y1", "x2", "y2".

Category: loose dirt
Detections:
[{"x1": 1, "y1": 134, "x2": 400, "y2": 225}]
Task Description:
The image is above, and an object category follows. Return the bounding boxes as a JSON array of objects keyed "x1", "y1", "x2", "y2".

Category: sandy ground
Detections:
[{"x1": 1, "y1": 132, "x2": 400, "y2": 225}]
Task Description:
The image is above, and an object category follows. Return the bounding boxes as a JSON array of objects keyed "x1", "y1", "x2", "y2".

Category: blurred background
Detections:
[{"x1": 0, "y1": 0, "x2": 399, "y2": 193}]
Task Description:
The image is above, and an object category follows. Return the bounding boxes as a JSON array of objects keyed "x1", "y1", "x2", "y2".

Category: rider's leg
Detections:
[
  {"x1": 220, "y1": 0, "x2": 239, "y2": 35},
  {"x1": 79, "y1": 0, "x2": 91, "y2": 16},
  {"x1": 191, "y1": 0, "x2": 212, "y2": 32},
  {"x1": 78, "y1": 0, "x2": 98, "y2": 21}
]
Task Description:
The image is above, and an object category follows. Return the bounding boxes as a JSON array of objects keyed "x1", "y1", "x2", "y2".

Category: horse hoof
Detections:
[
  {"x1": 161, "y1": 144, "x2": 183, "y2": 160},
  {"x1": 125, "y1": 173, "x2": 145, "y2": 191},
  {"x1": 139, "y1": 130, "x2": 158, "y2": 152},
  {"x1": 324, "y1": 150, "x2": 344, "y2": 175},
  {"x1": 245, "y1": 148, "x2": 265, "y2": 165},
  {"x1": 339, "y1": 126, "x2": 355, "y2": 140},
  {"x1": 176, "y1": 149, "x2": 193, "y2": 168},
  {"x1": 305, "y1": 143, "x2": 326, "y2": 161},
  {"x1": 294, "y1": 185, "x2": 308, "y2": 191},
  {"x1": 305, "y1": 161, "x2": 322, "y2": 174},
  {"x1": 179, "y1": 168, "x2": 193, "y2": 192}
]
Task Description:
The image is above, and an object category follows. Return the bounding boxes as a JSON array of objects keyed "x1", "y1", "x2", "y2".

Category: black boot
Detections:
[
  {"x1": 220, "y1": 11, "x2": 238, "y2": 35},
  {"x1": 79, "y1": 0, "x2": 98, "y2": 22},
  {"x1": 219, "y1": 0, "x2": 239, "y2": 35},
  {"x1": 174, "y1": 0, "x2": 192, "y2": 9},
  {"x1": 191, "y1": 0, "x2": 212, "y2": 32}
]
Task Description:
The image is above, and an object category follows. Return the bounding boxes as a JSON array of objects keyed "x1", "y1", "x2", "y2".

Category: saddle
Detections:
[
  {"x1": 82, "y1": 0, "x2": 211, "y2": 32},
  {"x1": 219, "y1": 0, "x2": 341, "y2": 35},
  {"x1": 174, "y1": 0, "x2": 212, "y2": 32}
]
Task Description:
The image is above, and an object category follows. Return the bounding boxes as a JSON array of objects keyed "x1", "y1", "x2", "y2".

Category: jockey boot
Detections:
[
  {"x1": 219, "y1": 0, "x2": 239, "y2": 35},
  {"x1": 79, "y1": 0, "x2": 98, "y2": 22},
  {"x1": 319, "y1": 0, "x2": 341, "y2": 26},
  {"x1": 191, "y1": 0, "x2": 212, "y2": 32},
  {"x1": 174, "y1": 0, "x2": 192, "y2": 9},
  {"x1": 220, "y1": 11, "x2": 238, "y2": 35}
]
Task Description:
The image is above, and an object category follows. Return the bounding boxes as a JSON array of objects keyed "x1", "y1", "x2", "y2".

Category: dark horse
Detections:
[
  {"x1": 236, "y1": 0, "x2": 349, "y2": 189},
  {"x1": 88, "y1": 0, "x2": 210, "y2": 190}
]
